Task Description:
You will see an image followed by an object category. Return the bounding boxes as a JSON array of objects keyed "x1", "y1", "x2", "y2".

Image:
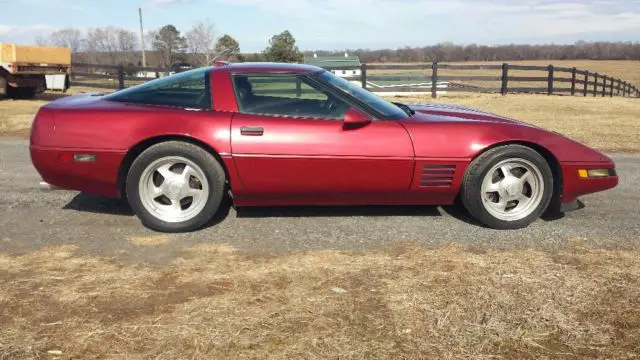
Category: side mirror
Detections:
[{"x1": 343, "y1": 108, "x2": 372, "y2": 128}]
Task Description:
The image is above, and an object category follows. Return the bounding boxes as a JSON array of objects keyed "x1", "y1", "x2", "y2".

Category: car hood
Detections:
[{"x1": 407, "y1": 103, "x2": 529, "y2": 126}]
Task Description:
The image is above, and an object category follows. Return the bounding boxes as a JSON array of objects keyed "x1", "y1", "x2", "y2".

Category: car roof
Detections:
[{"x1": 226, "y1": 62, "x2": 323, "y2": 74}]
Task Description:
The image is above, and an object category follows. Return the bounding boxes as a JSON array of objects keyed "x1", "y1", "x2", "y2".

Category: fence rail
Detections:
[{"x1": 70, "y1": 61, "x2": 640, "y2": 98}]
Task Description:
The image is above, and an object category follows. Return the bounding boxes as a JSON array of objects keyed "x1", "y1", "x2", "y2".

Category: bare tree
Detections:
[
  {"x1": 35, "y1": 36, "x2": 49, "y2": 46},
  {"x1": 86, "y1": 27, "x2": 119, "y2": 64},
  {"x1": 116, "y1": 29, "x2": 139, "y2": 64},
  {"x1": 49, "y1": 28, "x2": 84, "y2": 52},
  {"x1": 186, "y1": 21, "x2": 216, "y2": 66}
]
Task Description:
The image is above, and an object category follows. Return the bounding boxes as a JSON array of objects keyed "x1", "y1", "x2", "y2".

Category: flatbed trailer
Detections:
[{"x1": 0, "y1": 43, "x2": 71, "y2": 98}]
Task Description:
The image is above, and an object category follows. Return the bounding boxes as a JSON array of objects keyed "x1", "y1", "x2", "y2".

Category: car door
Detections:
[{"x1": 229, "y1": 73, "x2": 415, "y2": 205}]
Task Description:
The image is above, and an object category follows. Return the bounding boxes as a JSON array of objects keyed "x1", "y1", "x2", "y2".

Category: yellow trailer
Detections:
[{"x1": 0, "y1": 43, "x2": 71, "y2": 98}]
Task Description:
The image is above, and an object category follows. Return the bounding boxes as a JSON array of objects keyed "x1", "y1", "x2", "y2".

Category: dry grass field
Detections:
[{"x1": 1, "y1": 241, "x2": 640, "y2": 359}]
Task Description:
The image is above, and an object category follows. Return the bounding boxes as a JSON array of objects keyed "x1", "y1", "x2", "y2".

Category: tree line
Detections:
[
  {"x1": 37, "y1": 25, "x2": 639, "y2": 67},
  {"x1": 36, "y1": 24, "x2": 304, "y2": 68},
  {"x1": 308, "y1": 42, "x2": 640, "y2": 63}
]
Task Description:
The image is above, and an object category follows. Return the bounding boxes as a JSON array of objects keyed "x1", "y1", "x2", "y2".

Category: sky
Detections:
[{"x1": 1, "y1": 0, "x2": 639, "y2": 52}]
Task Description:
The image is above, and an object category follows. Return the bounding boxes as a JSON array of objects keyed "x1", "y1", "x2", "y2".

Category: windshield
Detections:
[{"x1": 315, "y1": 71, "x2": 408, "y2": 120}]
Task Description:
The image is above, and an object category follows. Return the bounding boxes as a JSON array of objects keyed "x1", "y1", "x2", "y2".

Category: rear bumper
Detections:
[{"x1": 30, "y1": 145, "x2": 125, "y2": 198}]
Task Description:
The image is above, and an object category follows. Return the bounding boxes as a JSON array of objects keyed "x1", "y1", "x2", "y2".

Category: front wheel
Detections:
[
  {"x1": 461, "y1": 145, "x2": 553, "y2": 230},
  {"x1": 126, "y1": 141, "x2": 226, "y2": 232}
]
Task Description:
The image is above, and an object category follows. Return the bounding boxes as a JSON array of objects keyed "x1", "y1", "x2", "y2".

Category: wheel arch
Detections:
[
  {"x1": 471, "y1": 140, "x2": 563, "y2": 212},
  {"x1": 117, "y1": 135, "x2": 231, "y2": 199}
]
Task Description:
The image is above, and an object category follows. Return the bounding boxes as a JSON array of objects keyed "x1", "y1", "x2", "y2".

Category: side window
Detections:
[
  {"x1": 233, "y1": 74, "x2": 349, "y2": 119},
  {"x1": 104, "y1": 68, "x2": 211, "y2": 109}
]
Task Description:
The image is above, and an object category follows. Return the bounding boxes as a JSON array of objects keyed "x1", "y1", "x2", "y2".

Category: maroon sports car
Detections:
[{"x1": 30, "y1": 63, "x2": 618, "y2": 232}]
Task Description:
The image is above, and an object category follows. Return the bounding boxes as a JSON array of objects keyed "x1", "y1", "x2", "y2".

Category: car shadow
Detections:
[
  {"x1": 63, "y1": 193, "x2": 135, "y2": 216},
  {"x1": 63, "y1": 192, "x2": 568, "y2": 229},
  {"x1": 62, "y1": 192, "x2": 232, "y2": 228}
]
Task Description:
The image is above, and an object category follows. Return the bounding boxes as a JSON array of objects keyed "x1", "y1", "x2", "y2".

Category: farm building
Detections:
[{"x1": 304, "y1": 53, "x2": 361, "y2": 78}]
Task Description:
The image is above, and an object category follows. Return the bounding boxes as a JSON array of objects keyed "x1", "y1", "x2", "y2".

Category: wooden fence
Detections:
[
  {"x1": 70, "y1": 61, "x2": 640, "y2": 98},
  {"x1": 329, "y1": 62, "x2": 640, "y2": 98},
  {"x1": 71, "y1": 62, "x2": 171, "y2": 89}
]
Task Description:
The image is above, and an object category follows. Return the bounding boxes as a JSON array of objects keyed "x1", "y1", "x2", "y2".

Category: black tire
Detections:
[
  {"x1": 125, "y1": 141, "x2": 226, "y2": 232},
  {"x1": 460, "y1": 145, "x2": 553, "y2": 230}
]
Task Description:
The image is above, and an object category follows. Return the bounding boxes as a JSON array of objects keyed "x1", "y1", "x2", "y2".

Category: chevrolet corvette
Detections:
[{"x1": 30, "y1": 63, "x2": 618, "y2": 232}]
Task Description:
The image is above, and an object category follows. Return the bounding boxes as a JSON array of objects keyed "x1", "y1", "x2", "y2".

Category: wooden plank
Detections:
[
  {"x1": 439, "y1": 87, "x2": 502, "y2": 93},
  {"x1": 553, "y1": 66, "x2": 574, "y2": 73},
  {"x1": 508, "y1": 64, "x2": 548, "y2": 71},
  {"x1": 437, "y1": 75, "x2": 502, "y2": 81},
  {"x1": 367, "y1": 64, "x2": 431, "y2": 70},
  {"x1": 554, "y1": 78, "x2": 574, "y2": 83},
  {"x1": 508, "y1": 87, "x2": 549, "y2": 93},
  {"x1": 437, "y1": 64, "x2": 502, "y2": 70},
  {"x1": 72, "y1": 72, "x2": 116, "y2": 79},
  {"x1": 72, "y1": 62, "x2": 121, "y2": 70},
  {"x1": 508, "y1": 76, "x2": 549, "y2": 82},
  {"x1": 367, "y1": 75, "x2": 428, "y2": 81},
  {"x1": 372, "y1": 87, "x2": 433, "y2": 92},
  {"x1": 133, "y1": 65, "x2": 170, "y2": 72},
  {"x1": 123, "y1": 76, "x2": 161, "y2": 81}
]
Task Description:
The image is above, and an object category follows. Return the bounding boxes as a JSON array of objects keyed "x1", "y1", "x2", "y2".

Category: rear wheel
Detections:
[
  {"x1": 461, "y1": 145, "x2": 553, "y2": 229},
  {"x1": 126, "y1": 141, "x2": 226, "y2": 232}
]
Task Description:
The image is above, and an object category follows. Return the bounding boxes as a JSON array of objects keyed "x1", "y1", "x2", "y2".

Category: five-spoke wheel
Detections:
[
  {"x1": 126, "y1": 141, "x2": 226, "y2": 232},
  {"x1": 138, "y1": 156, "x2": 210, "y2": 223},
  {"x1": 461, "y1": 145, "x2": 554, "y2": 229}
]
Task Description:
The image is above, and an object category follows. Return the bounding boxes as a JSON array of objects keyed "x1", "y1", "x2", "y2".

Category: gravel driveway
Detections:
[{"x1": 1, "y1": 137, "x2": 638, "y2": 263}]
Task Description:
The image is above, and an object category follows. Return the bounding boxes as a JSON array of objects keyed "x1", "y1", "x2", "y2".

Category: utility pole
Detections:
[{"x1": 138, "y1": 7, "x2": 147, "y2": 67}]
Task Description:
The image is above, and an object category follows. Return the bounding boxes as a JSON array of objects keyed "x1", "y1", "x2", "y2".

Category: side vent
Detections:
[{"x1": 420, "y1": 164, "x2": 456, "y2": 187}]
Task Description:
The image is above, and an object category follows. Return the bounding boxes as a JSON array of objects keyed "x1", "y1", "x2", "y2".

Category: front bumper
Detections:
[{"x1": 560, "y1": 161, "x2": 619, "y2": 204}]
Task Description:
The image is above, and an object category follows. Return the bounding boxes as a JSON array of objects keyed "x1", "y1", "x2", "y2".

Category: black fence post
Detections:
[
  {"x1": 609, "y1": 79, "x2": 614, "y2": 97},
  {"x1": 431, "y1": 61, "x2": 439, "y2": 99},
  {"x1": 601, "y1": 76, "x2": 607, "y2": 97},
  {"x1": 547, "y1": 65, "x2": 554, "y2": 95},
  {"x1": 616, "y1": 79, "x2": 621, "y2": 96},
  {"x1": 570, "y1": 67, "x2": 576, "y2": 96},
  {"x1": 117, "y1": 64, "x2": 125, "y2": 90},
  {"x1": 501, "y1": 63, "x2": 509, "y2": 95},
  {"x1": 360, "y1": 63, "x2": 367, "y2": 90},
  {"x1": 593, "y1": 73, "x2": 598, "y2": 97},
  {"x1": 583, "y1": 71, "x2": 589, "y2": 96}
]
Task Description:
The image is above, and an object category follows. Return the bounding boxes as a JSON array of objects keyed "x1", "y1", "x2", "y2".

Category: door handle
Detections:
[{"x1": 240, "y1": 126, "x2": 264, "y2": 136}]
